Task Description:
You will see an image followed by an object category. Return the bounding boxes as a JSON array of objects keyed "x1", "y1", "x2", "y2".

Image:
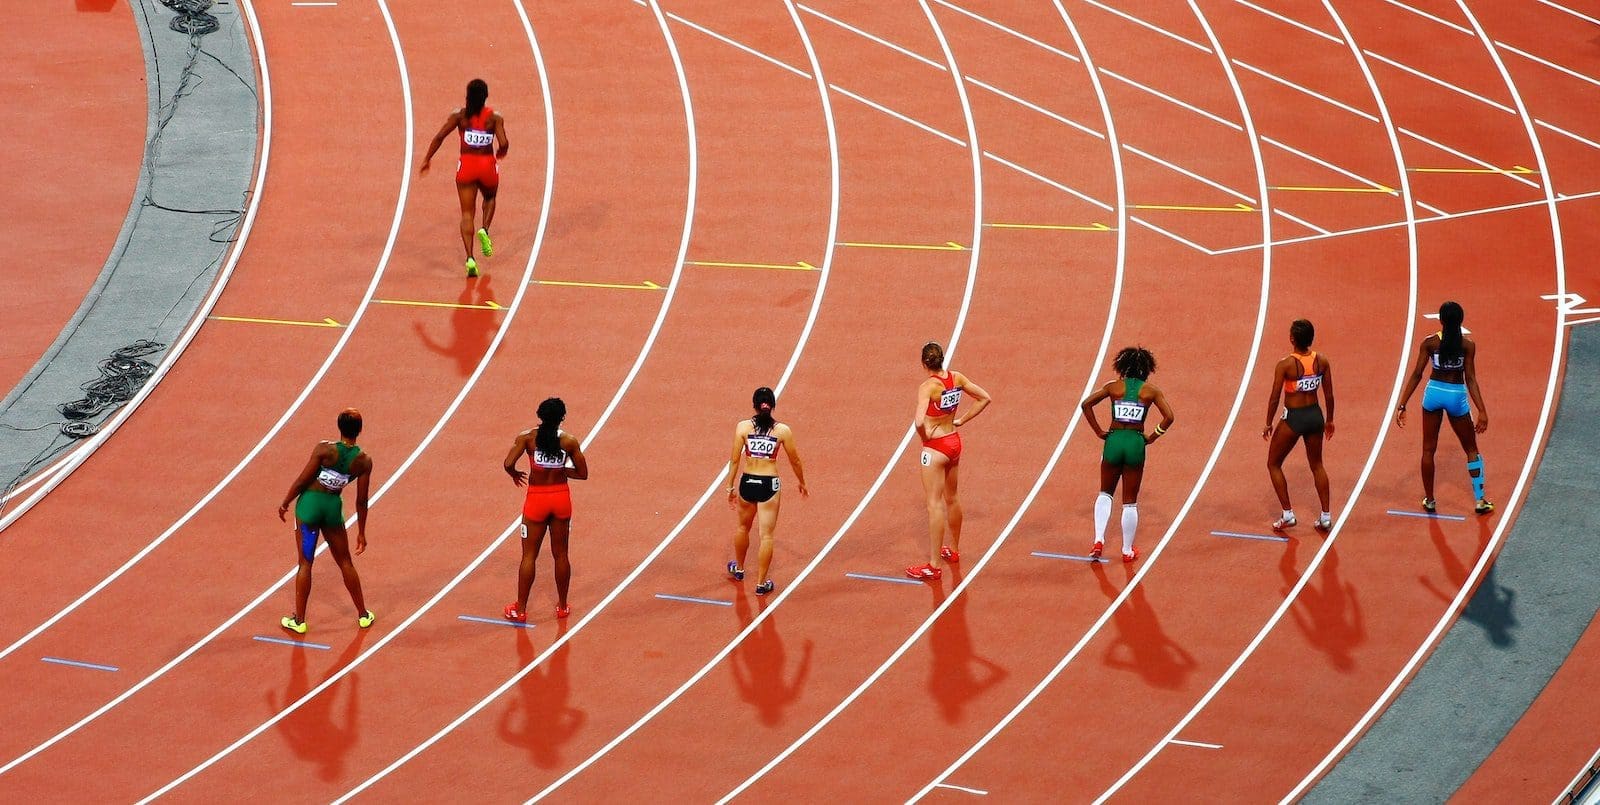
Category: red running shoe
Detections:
[
  {"x1": 555, "y1": 603, "x2": 571, "y2": 619},
  {"x1": 1089, "y1": 541, "x2": 1104, "y2": 560},
  {"x1": 1122, "y1": 547, "x2": 1139, "y2": 564},
  {"x1": 939, "y1": 545, "x2": 960, "y2": 563},
  {"x1": 906, "y1": 563, "x2": 942, "y2": 581},
  {"x1": 503, "y1": 603, "x2": 527, "y2": 623}
]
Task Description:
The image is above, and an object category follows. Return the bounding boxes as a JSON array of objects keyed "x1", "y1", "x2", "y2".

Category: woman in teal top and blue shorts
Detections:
[
  {"x1": 1080, "y1": 347, "x2": 1175, "y2": 563},
  {"x1": 277, "y1": 409, "x2": 375, "y2": 634}
]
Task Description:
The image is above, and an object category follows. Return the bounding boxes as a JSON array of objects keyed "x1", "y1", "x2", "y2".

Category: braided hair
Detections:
[
  {"x1": 1113, "y1": 346, "x2": 1156, "y2": 380},
  {"x1": 464, "y1": 78, "x2": 488, "y2": 123},
  {"x1": 1438, "y1": 301, "x2": 1465, "y2": 364},
  {"x1": 535, "y1": 397, "x2": 565, "y2": 456}
]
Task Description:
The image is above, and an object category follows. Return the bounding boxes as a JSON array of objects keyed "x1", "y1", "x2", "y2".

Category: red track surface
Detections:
[
  {"x1": 2, "y1": 0, "x2": 1597, "y2": 802},
  {"x1": 0, "y1": 2, "x2": 145, "y2": 397}
]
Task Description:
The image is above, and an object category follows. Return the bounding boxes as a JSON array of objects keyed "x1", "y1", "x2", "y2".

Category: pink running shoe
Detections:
[
  {"x1": 905, "y1": 563, "x2": 943, "y2": 581},
  {"x1": 503, "y1": 603, "x2": 527, "y2": 623},
  {"x1": 1089, "y1": 541, "x2": 1104, "y2": 560},
  {"x1": 1122, "y1": 547, "x2": 1139, "y2": 564},
  {"x1": 939, "y1": 545, "x2": 960, "y2": 563}
]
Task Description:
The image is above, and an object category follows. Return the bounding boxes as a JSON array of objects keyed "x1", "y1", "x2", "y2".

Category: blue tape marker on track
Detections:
[
  {"x1": 41, "y1": 657, "x2": 119, "y2": 672},
  {"x1": 654, "y1": 593, "x2": 734, "y2": 607},
  {"x1": 845, "y1": 572, "x2": 925, "y2": 586},
  {"x1": 458, "y1": 615, "x2": 535, "y2": 628},
  {"x1": 1210, "y1": 530, "x2": 1290, "y2": 542},
  {"x1": 1031, "y1": 551, "x2": 1110, "y2": 563},
  {"x1": 252, "y1": 635, "x2": 331, "y2": 651},
  {"x1": 1386, "y1": 509, "x2": 1468, "y2": 522}
]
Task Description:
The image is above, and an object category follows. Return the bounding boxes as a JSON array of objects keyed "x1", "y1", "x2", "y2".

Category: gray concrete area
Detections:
[
  {"x1": 1309, "y1": 324, "x2": 1600, "y2": 802},
  {"x1": 0, "y1": 0, "x2": 258, "y2": 500}
]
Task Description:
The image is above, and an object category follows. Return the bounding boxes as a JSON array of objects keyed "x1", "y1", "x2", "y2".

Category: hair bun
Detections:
[{"x1": 759, "y1": 403, "x2": 772, "y2": 411}]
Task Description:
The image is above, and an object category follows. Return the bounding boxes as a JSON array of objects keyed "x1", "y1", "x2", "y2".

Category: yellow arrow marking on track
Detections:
[
  {"x1": 986, "y1": 222, "x2": 1113, "y2": 231},
  {"x1": 1134, "y1": 202, "x2": 1255, "y2": 213},
  {"x1": 1408, "y1": 165, "x2": 1537, "y2": 175},
  {"x1": 685, "y1": 260, "x2": 817, "y2": 271},
  {"x1": 376, "y1": 299, "x2": 504, "y2": 310},
  {"x1": 208, "y1": 315, "x2": 343, "y2": 328},
  {"x1": 532, "y1": 279, "x2": 664, "y2": 291},
  {"x1": 1271, "y1": 184, "x2": 1395, "y2": 194},
  {"x1": 837, "y1": 240, "x2": 967, "y2": 250}
]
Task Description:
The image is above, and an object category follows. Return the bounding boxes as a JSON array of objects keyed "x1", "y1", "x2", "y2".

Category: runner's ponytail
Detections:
[
  {"x1": 1438, "y1": 301, "x2": 1464, "y2": 364},
  {"x1": 535, "y1": 397, "x2": 565, "y2": 456},
  {"x1": 464, "y1": 78, "x2": 488, "y2": 123},
  {"x1": 752, "y1": 387, "x2": 776, "y2": 433}
]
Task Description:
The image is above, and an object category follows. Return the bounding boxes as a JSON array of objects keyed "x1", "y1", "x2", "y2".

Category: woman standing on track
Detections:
[
  {"x1": 277, "y1": 409, "x2": 375, "y2": 634},
  {"x1": 1079, "y1": 347, "x2": 1175, "y2": 563},
  {"x1": 1393, "y1": 301, "x2": 1494, "y2": 515},
  {"x1": 503, "y1": 398, "x2": 589, "y2": 622},
  {"x1": 1263, "y1": 319, "x2": 1336, "y2": 532},
  {"x1": 420, "y1": 78, "x2": 509, "y2": 278},
  {"x1": 724, "y1": 387, "x2": 808, "y2": 596},
  {"x1": 908, "y1": 341, "x2": 992, "y2": 581}
]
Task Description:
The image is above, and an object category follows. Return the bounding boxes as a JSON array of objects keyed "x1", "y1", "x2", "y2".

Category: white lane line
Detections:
[
  {"x1": 665, "y1": 11, "x2": 809, "y2": 79},
  {"x1": 1168, "y1": 739, "x2": 1225, "y2": 750},
  {"x1": 1380, "y1": 0, "x2": 1472, "y2": 34},
  {"x1": 1286, "y1": 1, "x2": 1569, "y2": 798},
  {"x1": 965, "y1": 76, "x2": 1104, "y2": 140},
  {"x1": 830, "y1": 84, "x2": 965, "y2": 146},
  {"x1": 929, "y1": 0, "x2": 1080, "y2": 62},
  {"x1": 333, "y1": 0, "x2": 841, "y2": 798},
  {"x1": 1417, "y1": 200, "x2": 1449, "y2": 216},
  {"x1": 1230, "y1": 0, "x2": 1342, "y2": 43},
  {"x1": 1259, "y1": 135, "x2": 1397, "y2": 194},
  {"x1": 0, "y1": 0, "x2": 401, "y2": 774},
  {"x1": 1537, "y1": 118, "x2": 1600, "y2": 152},
  {"x1": 1499, "y1": 41, "x2": 1600, "y2": 91},
  {"x1": 1397, "y1": 125, "x2": 1541, "y2": 188},
  {"x1": 1231, "y1": 58, "x2": 1377, "y2": 122},
  {"x1": 1100, "y1": 67, "x2": 1243, "y2": 131},
  {"x1": 1124, "y1": 144, "x2": 1257, "y2": 204},
  {"x1": 982, "y1": 151, "x2": 1109, "y2": 212},
  {"x1": 1536, "y1": 0, "x2": 1600, "y2": 27},
  {"x1": 1083, "y1": 0, "x2": 1211, "y2": 53},
  {"x1": 1276, "y1": 209, "x2": 1332, "y2": 234},
  {"x1": 1101, "y1": 0, "x2": 1424, "y2": 797},
  {"x1": 1126, "y1": 215, "x2": 1223, "y2": 256},
  {"x1": 0, "y1": 0, "x2": 275, "y2": 528},
  {"x1": 933, "y1": 782, "x2": 989, "y2": 795},
  {"x1": 531, "y1": 2, "x2": 987, "y2": 798},
  {"x1": 1363, "y1": 49, "x2": 1515, "y2": 114},
  {"x1": 912, "y1": 0, "x2": 1278, "y2": 797},
  {"x1": 799, "y1": 3, "x2": 946, "y2": 71},
  {"x1": 727, "y1": 1, "x2": 1130, "y2": 795}
]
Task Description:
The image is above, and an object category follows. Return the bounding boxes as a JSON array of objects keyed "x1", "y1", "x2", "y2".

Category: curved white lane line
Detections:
[
  {"x1": 0, "y1": 0, "x2": 404, "y2": 663},
  {"x1": 1099, "y1": 1, "x2": 1424, "y2": 799},
  {"x1": 726, "y1": 0, "x2": 1132, "y2": 794},
  {"x1": 133, "y1": 1, "x2": 568, "y2": 797},
  {"x1": 910, "y1": 0, "x2": 1281, "y2": 796},
  {"x1": 526, "y1": 3, "x2": 984, "y2": 800},
  {"x1": 0, "y1": 0, "x2": 275, "y2": 524},
  {"x1": 0, "y1": 0, "x2": 418, "y2": 776},
  {"x1": 1288, "y1": 1, "x2": 1567, "y2": 799}
]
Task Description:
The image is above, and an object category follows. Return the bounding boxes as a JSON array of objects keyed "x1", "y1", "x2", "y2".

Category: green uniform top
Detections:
[{"x1": 1109, "y1": 378, "x2": 1149, "y2": 428}]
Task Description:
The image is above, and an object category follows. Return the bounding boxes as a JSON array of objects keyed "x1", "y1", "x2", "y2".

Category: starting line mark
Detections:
[
  {"x1": 376, "y1": 299, "x2": 503, "y2": 310},
  {"x1": 654, "y1": 593, "x2": 733, "y2": 607},
  {"x1": 1408, "y1": 165, "x2": 1537, "y2": 175},
  {"x1": 458, "y1": 615, "x2": 534, "y2": 629},
  {"x1": 1387, "y1": 509, "x2": 1468, "y2": 522},
  {"x1": 1271, "y1": 183, "x2": 1396, "y2": 194},
  {"x1": 1168, "y1": 738, "x2": 1224, "y2": 750},
  {"x1": 932, "y1": 782, "x2": 990, "y2": 796},
  {"x1": 845, "y1": 572, "x2": 925, "y2": 586},
  {"x1": 252, "y1": 635, "x2": 332, "y2": 651},
  {"x1": 41, "y1": 657, "x2": 119, "y2": 673},
  {"x1": 1031, "y1": 551, "x2": 1109, "y2": 564},
  {"x1": 1210, "y1": 530, "x2": 1290, "y2": 543},
  {"x1": 209, "y1": 315, "x2": 343, "y2": 328}
]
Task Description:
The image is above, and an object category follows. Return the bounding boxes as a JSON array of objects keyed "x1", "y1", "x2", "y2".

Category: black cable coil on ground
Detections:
[
  {"x1": 160, "y1": 0, "x2": 219, "y2": 36},
  {"x1": 57, "y1": 340, "x2": 166, "y2": 437}
]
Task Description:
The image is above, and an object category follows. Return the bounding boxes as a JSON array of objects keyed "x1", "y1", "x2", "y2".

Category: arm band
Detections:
[{"x1": 1154, "y1": 424, "x2": 1167, "y2": 436}]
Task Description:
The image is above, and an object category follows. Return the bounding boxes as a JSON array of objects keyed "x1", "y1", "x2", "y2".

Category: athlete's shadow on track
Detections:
[
  {"x1": 266, "y1": 633, "x2": 367, "y2": 781},
  {"x1": 1420, "y1": 518, "x2": 1516, "y2": 648},
  {"x1": 1095, "y1": 563, "x2": 1197, "y2": 689},
  {"x1": 414, "y1": 275, "x2": 497, "y2": 377},
  {"x1": 1278, "y1": 538, "x2": 1366, "y2": 672},
  {"x1": 499, "y1": 620, "x2": 585, "y2": 767},
  {"x1": 927, "y1": 565, "x2": 1006, "y2": 724},
  {"x1": 731, "y1": 592, "x2": 813, "y2": 727}
]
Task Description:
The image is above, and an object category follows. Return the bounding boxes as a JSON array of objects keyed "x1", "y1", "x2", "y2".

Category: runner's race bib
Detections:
[
  {"x1": 1112, "y1": 400, "x2": 1147, "y2": 424},
  {"x1": 464, "y1": 128, "x2": 494, "y2": 148},
  {"x1": 938, "y1": 388, "x2": 962, "y2": 411}
]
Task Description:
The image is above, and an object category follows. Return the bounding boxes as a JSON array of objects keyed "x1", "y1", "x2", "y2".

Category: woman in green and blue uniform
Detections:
[
  {"x1": 1080, "y1": 347, "x2": 1175, "y2": 563},
  {"x1": 277, "y1": 409, "x2": 375, "y2": 634}
]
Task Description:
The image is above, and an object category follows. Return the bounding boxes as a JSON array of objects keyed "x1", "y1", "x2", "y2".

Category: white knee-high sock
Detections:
[
  {"x1": 1094, "y1": 493, "x2": 1113, "y2": 544},
  {"x1": 1121, "y1": 504, "x2": 1138, "y2": 555}
]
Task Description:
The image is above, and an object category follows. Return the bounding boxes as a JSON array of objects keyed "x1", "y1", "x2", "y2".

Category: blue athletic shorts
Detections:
[{"x1": 1421, "y1": 379, "x2": 1470, "y2": 418}]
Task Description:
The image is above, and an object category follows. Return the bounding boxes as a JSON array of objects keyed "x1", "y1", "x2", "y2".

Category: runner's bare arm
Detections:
[
  {"x1": 503, "y1": 431, "x2": 529, "y2": 487},
  {"x1": 419, "y1": 111, "x2": 461, "y2": 173},
  {"x1": 494, "y1": 113, "x2": 509, "y2": 158},
  {"x1": 1393, "y1": 340, "x2": 1431, "y2": 428},
  {"x1": 1263, "y1": 357, "x2": 1290, "y2": 439},
  {"x1": 278, "y1": 444, "x2": 326, "y2": 520},
  {"x1": 1464, "y1": 339, "x2": 1489, "y2": 433},
  {"x1": 725, "y1": 421, "x2": 748, "y2": 505},
  {"x1": 1320, "y1": 356, "x2": 1336, "y2": 440},
  {"x1": 953, "y1": 372, "x2": 991, "y2": 427},
  {"x1": 353, "y1": 459, "x2": 371, "y2": 552},
  {"x1": 779, "y1": 424, "x2": 808, "y2": 496},
  {"x1": 1080, "y1": 384, "x2": 1111, "y2": 440},
  {"x1": 562, "y1": 432, "x2": 589, "y2": 480}
]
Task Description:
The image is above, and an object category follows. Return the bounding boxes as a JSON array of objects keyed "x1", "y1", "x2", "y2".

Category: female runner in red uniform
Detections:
[
  {"x1": 909, "y1": 341, "x2": 992, "y2": 581},
  {"x1": 503, "y1": 398, "x2": 588, "y2": 621},
  {"x1": 724, "y1": 387, "x2": 808, "y2": 596},
  {"x1": 1263, "y1": 319, "x2": 1336, "y2": 531},
  {"x1": 420, "y1": 78, "x2": 509, "y2": 277}
]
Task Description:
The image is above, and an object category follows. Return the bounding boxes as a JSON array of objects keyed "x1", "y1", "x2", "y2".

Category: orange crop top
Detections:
[{"x1": 1282, "y1": 352, "x2": 1322, "y2": 394}]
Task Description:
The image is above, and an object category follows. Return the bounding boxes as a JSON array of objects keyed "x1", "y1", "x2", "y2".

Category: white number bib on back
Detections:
[
  {"x1": 316, "y1": 467, "x2": 352, "y2": 491},
  {"x1": 745, "y1": 433, "x2": 779, "y2": 460},
  {"x1": 464, "y1": 128, "x2": 493, "y2": 148},
  {"x1": 1294, "y1": 375, "x2": 1322, "y2": 393},
  {"x1": 1111, "y1": 400, "x2": 1147, "y2": 424},
  {"x1": 938, "y1": 388, "x2": 962, "y2": 412}
]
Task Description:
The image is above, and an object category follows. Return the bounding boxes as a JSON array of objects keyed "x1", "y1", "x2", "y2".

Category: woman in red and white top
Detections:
[
  {"x1": 725, "y1": 387, "x2": 807, "y2": 596},
  {"x1": 909, "y1": 341, "x2": 992, "y2": 581},
  {"x1": 503, "y1": 397, "x2": 588, "y2": 622},
  {"x1": 420, "y1": 78, "x2": 509, "y2": 277},
  {"x1": 1263, "y1": 319, "x2": 1336, "y2": 531}
]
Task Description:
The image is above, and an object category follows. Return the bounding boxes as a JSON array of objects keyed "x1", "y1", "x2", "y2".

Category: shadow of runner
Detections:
[
  {"x1": 1095, "y1": 562, "x2": 1196, "y2": 689},
  {"x1": 266, "y1": 633, "x2": 367, "y2": 781},
  {"x1": 927, "y1": 565, "x2": 1006, "y2": 724},
  {"x1": 1279, "y1": 539, "x2": 1365, "y2": 672},
  {"x1": 413, "y1": 275, "x2": 498, "y2": 377},
  {"x1": 1420, "y1": 517, "x2": 1516, "y2": 648},
  {"x1": 731, "y1": 592, "x2": 813, "y2": 727},
  {"x1": 498, "y1": 620, "x2": 584, "y2": 767}
]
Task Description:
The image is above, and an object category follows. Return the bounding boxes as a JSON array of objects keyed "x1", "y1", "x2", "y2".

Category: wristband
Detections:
[
  {"x1": 1153, "y1": 424, "x2": 1167, "y2": 436},
  {"x1": 1396, "y1": 404, "x2": 1406, "y2": 412}
]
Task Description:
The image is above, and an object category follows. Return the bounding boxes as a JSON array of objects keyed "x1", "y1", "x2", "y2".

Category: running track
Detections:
[{"x1": 3, "y1": 0, "x2": 1599, "y2": 801}]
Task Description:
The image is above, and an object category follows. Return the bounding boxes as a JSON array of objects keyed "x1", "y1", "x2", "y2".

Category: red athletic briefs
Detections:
[
  {"x1": 522, "y1": 483, "x2": 572, "y2": 522},
  {"x1": 922, "y1": 432, "x2": 962, "y2": 465},
  {"x1": 456, "y1": 153, "x2": 499, "y2": 190}
]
